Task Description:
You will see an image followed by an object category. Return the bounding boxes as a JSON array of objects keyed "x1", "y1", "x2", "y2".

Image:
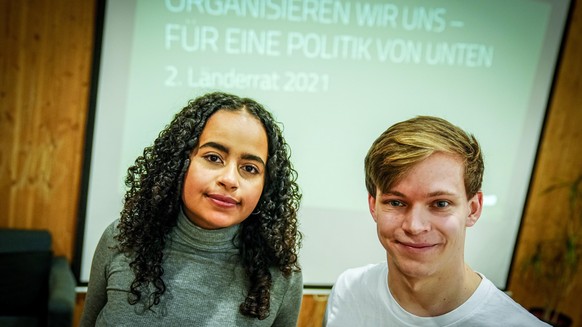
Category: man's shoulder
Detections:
[
  {"x1": 337, "y1": 262, "x2": 386, "y2": 284},
  {"x1": 325, "y1": 262, "x2": 390, "y2": 326},
  {"x1": 469, "y1": 275, "x2": 551, "y2": 326},
  {"x1": 332, "y1": 262, "x2": 387, "y2": 299}
]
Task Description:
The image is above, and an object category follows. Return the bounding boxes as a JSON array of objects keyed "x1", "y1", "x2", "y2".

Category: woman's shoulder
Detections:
[
  {"x1": 92, "y1": 219, "x2": 123, "y2": 256},
  {"x1": 270, "y1": 267, "x2": 303, "y2": 294},
  {"x1": 271, "y1": 266, "x2": 303, "y2": 282}
]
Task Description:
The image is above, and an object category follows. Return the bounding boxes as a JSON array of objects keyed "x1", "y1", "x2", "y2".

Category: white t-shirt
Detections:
[{"x1": 324, "y1": 262, "x2": 549, "y2": 327}]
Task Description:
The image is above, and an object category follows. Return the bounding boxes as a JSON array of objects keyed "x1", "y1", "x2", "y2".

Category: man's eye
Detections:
[
  {"x1": 388, "y1": 200, "x2": 404, "y2": 207},
  {"x1": 434, "y1": 200, "x2": 449, "y2": 208}
]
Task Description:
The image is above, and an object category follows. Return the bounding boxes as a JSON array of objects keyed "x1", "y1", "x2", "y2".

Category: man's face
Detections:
[{"x1": 368, "y1": 152, "x2": 482, "y2": 280}]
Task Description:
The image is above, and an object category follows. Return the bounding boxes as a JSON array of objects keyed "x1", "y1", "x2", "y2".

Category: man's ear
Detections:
[
  {"x1": 466, "y1": 191, "x2": 483, "y2": 227},
  {"x1": 368, "y1": 193, "x2": 378, "y2": 223}
]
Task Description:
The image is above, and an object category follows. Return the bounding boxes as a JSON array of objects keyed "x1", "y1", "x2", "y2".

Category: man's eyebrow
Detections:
[
  {"x1": 199, "y1": 141, "x2": 266, "y2": 167},
  {"x1": 380, "y1": 190, "x2": 458, "y2": 197},
  {"x1": 426, "y1": 190, "x2": 457, "y2": 197},
  {"x1": 379, "y1": 190, "x2": 406, "y2": 198}
]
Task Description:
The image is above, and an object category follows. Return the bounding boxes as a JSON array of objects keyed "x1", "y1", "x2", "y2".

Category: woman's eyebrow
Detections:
[
  {"x1": 199, "y1": 141, "x2": 228, "y2": 153},
  {"x1": 241, "y1": 153, "x2": 266, "y2": 167},
  {"x1": 200, "y1": 141, "x2": 266, "y2": 167}
]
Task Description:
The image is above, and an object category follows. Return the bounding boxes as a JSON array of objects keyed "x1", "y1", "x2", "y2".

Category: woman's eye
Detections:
[
  {"x1": 241, "y1": 165, "x2": 259, "y2": 174},
  {"x1": 204, "y1": 154, "x2": 222, "y2": 164}
]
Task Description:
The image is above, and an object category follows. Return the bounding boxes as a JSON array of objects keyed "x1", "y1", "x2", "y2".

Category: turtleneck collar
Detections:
[{"x1": 173, "y1": 207, "x2": 240, "y2": 251}]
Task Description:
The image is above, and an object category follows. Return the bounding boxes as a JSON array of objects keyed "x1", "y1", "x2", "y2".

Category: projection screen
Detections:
[{"x1": 75, "y1": 0, "x2": 571, "y2": 289}]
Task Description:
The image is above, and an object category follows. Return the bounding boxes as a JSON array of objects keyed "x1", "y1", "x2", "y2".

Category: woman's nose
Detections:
[{"x1": 217, "y1": 163, "x2": 239, "y2": 190}]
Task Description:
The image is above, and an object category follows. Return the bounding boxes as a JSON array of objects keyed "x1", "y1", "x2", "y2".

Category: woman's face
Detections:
[{"x1": 182, "y1": 109, "x2": 268, "y2": 229}]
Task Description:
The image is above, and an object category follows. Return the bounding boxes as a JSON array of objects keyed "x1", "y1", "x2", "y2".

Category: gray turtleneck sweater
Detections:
[{"x1": 80, "y1": 210, "x2": 303, "y2": 326}]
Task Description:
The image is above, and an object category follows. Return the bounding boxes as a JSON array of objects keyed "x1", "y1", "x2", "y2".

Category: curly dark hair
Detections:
[{"x1": 115, "y1": 92, "x2": 302, "y2": 320}]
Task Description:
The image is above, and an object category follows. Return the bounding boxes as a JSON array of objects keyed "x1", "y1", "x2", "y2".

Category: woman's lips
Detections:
[{"x1": 207, "y1": 193, "x2": 238, "y2": 207}]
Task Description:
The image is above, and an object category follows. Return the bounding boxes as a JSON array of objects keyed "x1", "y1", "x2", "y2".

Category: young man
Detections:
[{"x1": 324, "y1": 116, "x2": 548, "y2": 326}]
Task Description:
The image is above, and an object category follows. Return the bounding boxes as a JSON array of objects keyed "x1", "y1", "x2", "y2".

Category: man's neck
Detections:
[{"x1": 387, "y1": 264, "x2": 482, "y2": 317}]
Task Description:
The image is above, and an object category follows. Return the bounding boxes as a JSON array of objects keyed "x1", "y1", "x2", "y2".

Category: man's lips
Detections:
[{"x1": 397, "y1": 241, "x2": 437, "y2": 250}]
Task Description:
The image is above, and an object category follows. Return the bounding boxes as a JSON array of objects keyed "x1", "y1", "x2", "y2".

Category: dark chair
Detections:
[{"x1": 0, "y1": 229, "x2": 76, "y2": 327}]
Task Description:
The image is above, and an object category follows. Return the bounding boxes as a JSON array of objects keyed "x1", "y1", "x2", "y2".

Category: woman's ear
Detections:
[
  {"x1": 181, "y1": 158, "x2": 191, "y2": 174},
  {"x1": 466, "y1": 191, "x2": 483, "y2": 227}
]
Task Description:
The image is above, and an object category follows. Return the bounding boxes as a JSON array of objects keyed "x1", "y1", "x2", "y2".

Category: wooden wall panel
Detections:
[
  {"x1": 1, "y1": 0, "x2": 581, "y2": 326},
  {"x1": 507, "y1": 0, "x2": 582, "y2": 325},
  {"x1": 298, "y1": 294, "x2": 329, "y2": 327},
  {"x1": 0, "y1": 0, "x2": 95, "y2": 259}
]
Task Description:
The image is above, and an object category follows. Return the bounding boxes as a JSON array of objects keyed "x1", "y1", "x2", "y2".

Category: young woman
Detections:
[{"x1": 80, "y1": 92, "x2": 303, "y2": 326}]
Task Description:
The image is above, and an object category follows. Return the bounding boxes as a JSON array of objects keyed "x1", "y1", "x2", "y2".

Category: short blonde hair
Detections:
[{"x1": 364, "y1": 116, "x2": 484, "y2": 198}]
